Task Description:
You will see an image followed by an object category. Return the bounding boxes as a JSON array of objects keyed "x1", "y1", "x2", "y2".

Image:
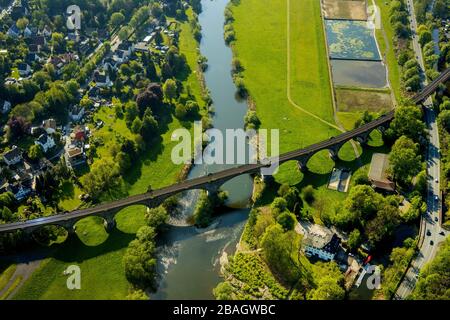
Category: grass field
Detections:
[
  {"x1": 335, "y1": 88, "x2": 393, "y2": 112},
  {"x1": 231, "y1": 0, "x2": 362, "y2": 222},
  {"x1": 374, "y1": 0, "x2": 402, "y2": 102},
  {"x1": 14, "y1": 12, "x2": 205, "y2": 300}
]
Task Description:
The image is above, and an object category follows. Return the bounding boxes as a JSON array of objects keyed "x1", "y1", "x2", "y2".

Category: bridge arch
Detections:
[
  {"x1": 73, "y1": 216, "x2": 109, "y2": 246},
  {"x1": 30, "y1": 224, "x2": 69, "y2": 246},
  {"x1": 273, "y1": 160, "x2": 304, "y2": 185}
]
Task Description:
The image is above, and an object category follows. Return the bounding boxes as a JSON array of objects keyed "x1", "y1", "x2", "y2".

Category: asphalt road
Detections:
[{"x1": 394, "y1": 0, "x2": 449, "y2": 299}]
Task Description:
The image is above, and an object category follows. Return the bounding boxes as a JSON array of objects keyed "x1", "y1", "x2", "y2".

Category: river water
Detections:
[{"x1": 153, "y1": 0, "x2": 253, "y2": 299}]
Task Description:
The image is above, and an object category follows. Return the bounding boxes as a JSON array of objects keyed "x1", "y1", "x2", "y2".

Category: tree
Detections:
[
  {"x1": 388, "y1": 105, "x2": 425, "y2": 142},
  {"x1": 28, "y1": 144, "x2": 43, "y2": 161},
  {"x1": 126, "y1": 289, "x2": 148, "y2": 300},
  {"x1": 438, "y1": 110, "x2": 450, "y2": 132},
  {"x1": 213, "y1": 282, "x2": 234, "y2": 300},
  {"x1": 260, "y1": 224, "x2": 303, "y2": 284},
  {"x1": 270, "y1": 197, "x2": 287, "y2": 215},
  {"x1": 366, "y1": 202, "x2": 400, "y2": 247},
  {"x1": 50, "y1": 32, "x2": 65, "y2": 53},
  {"x1": 140, "y1": 111, "x2": 159, "y2": 143},
  {"x1": 110, "y1": 12, "x2": 125, "y2": 28},
  {"x1": 278, "y1": 184, "x2": 302, "y2": 213},
  {"x1": 80, "y1": 158, "x2": 121, "y2": 200},
  {"x1": 163, "y1": 78, "x2": 178, "y2": 102},
  {"x1": 277, "y1": 211, "x2": 297, "y2": 231},
  {"x1": 388, "y1": 136, "x2": 422, "y2": 186},
  {"x1": 131, "y1": 117, "x2": 143, "y2": 134},
  {"x1": 123, "y1": 226, "x2": 158, "y2": 289},
  {"x1": 418, "y1": 28, "x2": 432, "y2": 46},
  {"x1": 333, "y1": 185, "x2": 382, "y2": 229},
  {"x1": 145, "y1": 206, "x2": 168, "y2": 231},
  {"x1": 16, "y1": 17, "x2": 29, "y2": 31},
  {"x1": 302, "y1": 185, "x2": 315, "y2": 204},
  {"x1": 124, "y1": 101, "x2": 139, "y2": 126},
  {"x1": 411, "y1": 237, "x2": 450, "y2": 299},
  {"x1": 347, "y1": 229, "x2": 362, "y2": 251}
]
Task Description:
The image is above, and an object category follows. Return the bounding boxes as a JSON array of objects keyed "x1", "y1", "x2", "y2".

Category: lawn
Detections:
[
  {"x1": 14, "y1": 11, "x2": 205, "y2": 300},
  {"x1": 231, "y1": 0, "x2": 359, "y2": 222},
  {"x1": 374, "y1": 0, "x2": 402, "y2": 102}
]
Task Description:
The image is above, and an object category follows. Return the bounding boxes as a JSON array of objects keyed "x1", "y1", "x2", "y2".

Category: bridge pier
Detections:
[
  {"x1": 104, "y1": 215, "x2": 116, "y2": 232},
  {"x1": 356, "y1": 131, "x2": 371, "y2": 146},
  {"x1": 297, "y1": 160, "x2": 308, "y2": 173}
]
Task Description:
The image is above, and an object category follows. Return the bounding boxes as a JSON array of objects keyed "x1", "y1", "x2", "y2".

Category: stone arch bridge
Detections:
[{"x1": 0, "y1": 68, "x2": 449, "y2": 235}]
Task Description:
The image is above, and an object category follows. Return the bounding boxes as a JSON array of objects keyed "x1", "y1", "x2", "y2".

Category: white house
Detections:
[
  {"x1": 3, "y1": 146, "x2": 22, "y2": 166},
  {"x1": 18, "y1": 62, "x2": 31, "y2": 76},
  {"x1": 303, "y1": 224, "x2": 341, "y2": 261},
  {"x1": 7, "y1": 25, "x2": 20, "y2": 38},
  {"x1": 35, "y1": 133, "x2": 55, "y2": 153},
  {"x1": 69, "y1": 105, "x2": 85, "y2": 122},
  {"x1": 0, "y1": 99, "x2": 11, "y2": 114},
  {"x1": 113, "y1": 41, "x2": 135, "y2": 63},
  {"x1": 93, "y1": 72, "x2": 112, "y2": 88},
  {"x1": 42, "y1": 118, "x2": 56, "y2": 134}
]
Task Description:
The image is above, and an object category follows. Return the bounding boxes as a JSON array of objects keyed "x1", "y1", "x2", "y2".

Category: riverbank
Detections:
[{"x1": 11, "y1": 8, "x2": 209, "y2": 300}]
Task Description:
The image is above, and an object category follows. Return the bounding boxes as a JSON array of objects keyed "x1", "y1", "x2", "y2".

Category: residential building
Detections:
[
  {"x1": 0, "y1": 99, "x2": 11, "y2": 114},
  {"x1": 3, "y1": 146, "x2": 23, "y2": 166},
  {"x1": 368, "y1": 153, "x2": 395, "y2": 192},
  {"x1": 35, "y1": 133, "x2": 55, "y2": 153},
  {"x1": 42, "y1": 118, "x2": 56, "y2": 134},
  {"x1": 65, "y1": 146, "x2": 86, "y2": 168},
  {"x1": 303, "y1": 224, "x2": 341, "y2": 261},
  {"x1": 93, "y1": 71, "x2": 112, "y2": 88},
  {"x1": 69, "y1": 105, "x2": 85, "y2": 122},
  {"x1": 18, "y1": 62, "x2": 31, "y2": 76}
]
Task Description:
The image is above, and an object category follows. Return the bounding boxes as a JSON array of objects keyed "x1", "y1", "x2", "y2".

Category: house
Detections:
[
  {"x1": 42, "y1": 118, "x2": 56, "y2": 134},
  {"x1": 7, "y1": 25, "x2": 20, "y2": 38},
  {"x1": 3, "y1": 146, "x2": 23, "y2": 166},
  {"x1": 18, "y1": 62, "x2": 31, "y2": 76},
  {"x1": 0, "y1": 99, "x2": 11, "y2": 114},
  {"x1": 93, "y1": 71, "x2": 112, "y2": 88},
  {"x1": 368, "y1": 153, "x2": 395, "y2": 192},
  {"x1": 5, "y1": 182, "x2": 31, "y2": 201},
  {"x1": 303, "y1": 224, "x2": 341, "y2": 261},
  {"x1": 31, "y1": 35, "x2": 46, "y2": 51},
  {"x1": 65, "y1": 146, "x2": 86, "y2": 168},
  {"x1": 66, "y1": 31, "x2": 80, "y2": 43},
  {"x1": 113, "y1": 49, "x2": 127, "y2": 63},
  {"x1": 69, "y1": 105, "x2": 85, "y2": 122},
  {"x1": 25, "y1": 52, "x2": 40, "y2": 64},
  {"x1": 135, "y1": 42, "x2": 149, "y2": 52},
  {"x1": 28, "y1": 44, "x2": 39, "y2": 54},
  {"x1": 38, "y1": 25, "x2": 52, "y2": 38},
  {"x1": 23, "y1": 26, "x2": 32, "y2": 38},
  {"x1": 113, "y1": 40, "x2": 135, "y2": 63},
  {"x1": 35, "y1": 133, "x2": 55, "y2": 153}
]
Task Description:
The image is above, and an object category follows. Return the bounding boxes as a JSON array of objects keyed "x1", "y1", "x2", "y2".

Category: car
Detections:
[
  {"x1": 435, "y1": 178, "x2": 439, "y2": 183},
  {"x1": 440, "y1": 231, "x2": 445, "y2": 236},
  {"x1": 427, "y1": 230, "x2": 431, "y2": 236},
  {"x1": 435, "y1": 195, "x2": 439, "y2": 201},
  {"x1": 430, "y1": 240, "x2": 434, "y2": 245},
  {"x1": 435, "y1": 217, "x2": 439, "y2": 222}
]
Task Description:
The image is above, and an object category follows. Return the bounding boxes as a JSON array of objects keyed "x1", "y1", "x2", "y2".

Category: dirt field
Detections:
[
  {"x1": 322, "y1": 0, "x2": 368, "y2": 20},
  {"x1": 335, "y1": 88, "x2": 393, "y2": 112}
]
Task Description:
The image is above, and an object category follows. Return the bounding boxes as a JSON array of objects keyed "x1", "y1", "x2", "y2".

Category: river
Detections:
[{"x1": 153, "y1": 0, "x2": 253, "y2": 299}]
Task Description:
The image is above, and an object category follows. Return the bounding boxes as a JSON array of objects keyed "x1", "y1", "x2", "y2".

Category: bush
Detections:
[{"x1": 302, "y1": 185, "x2": 315, "y2": 204}]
